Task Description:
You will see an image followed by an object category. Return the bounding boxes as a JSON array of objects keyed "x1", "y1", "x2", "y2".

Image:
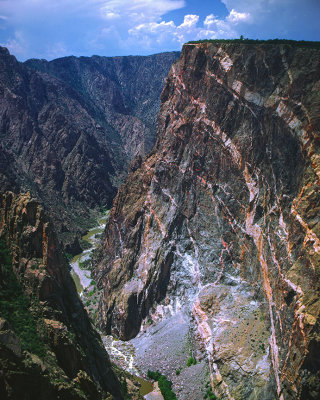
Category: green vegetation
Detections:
[
  {"x1": 187, "y1": 356, "x2": 197, "y2": 366},
  {"x1": 259, "y1": 343, "x2": 266, "y2": 352},
  {"x1": 204, "y1": 388, "x2": 217, "y2": 400},
  {"x1": 0, "y1": 237, "x2": 46, "y2": 358},
  {"x1": 147, "y1": 370, "x2": 177, "y2": 400},
  {"x1": 204, "y1": 382, "x2": 218, "y2": 400},
  {"x1": 121, "y1": 378, "x2": 130, "y2": 400},
  {"x1": 79, "y1": 257, "x2": 91, "y2": 270},
  {"x1": 65, "y1": 252, "x2": 73, "y2": 262},
  {"x1": 187, "y1": 38, "x2": 320, "y2": 49},
  {"x1": 175, "y1": 368, "x2": 181, "y2": 375},
  {"x1": 79, "y1": 238, "x2": 91, "y2": 251}
]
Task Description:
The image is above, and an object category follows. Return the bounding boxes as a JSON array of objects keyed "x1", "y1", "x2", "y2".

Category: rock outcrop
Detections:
[
  {"x1": 0, "y1": 47, "x2": 179, "y2": 250},
  {"x1": 97, "y1": 42, "x2": 320, "y2": 399},
  {"x1": 0, "y1": 191, "x2": 124, "y2": 399}
]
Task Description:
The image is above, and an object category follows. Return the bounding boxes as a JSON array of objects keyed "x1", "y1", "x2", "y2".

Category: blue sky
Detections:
[{"x1": 0, "y1": 0, "x2": 319, "y2": 61}]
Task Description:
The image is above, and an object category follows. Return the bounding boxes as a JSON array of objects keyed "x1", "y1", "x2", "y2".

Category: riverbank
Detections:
[{"x1": 69, "y1": 211, "x2": 158, "y2": 399}]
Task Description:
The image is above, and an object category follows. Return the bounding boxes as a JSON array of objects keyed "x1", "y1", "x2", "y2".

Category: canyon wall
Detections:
[
  {"x1": 97, "y1": 43, "x2": 320, "y2": 399},
  {"x1": 25, "y1": 51, "x2": 180, "y2": 162},
  {"x1": 0, "y1": 191, "x2": 123, "y2": 399},
  {"x1": 0, "y1": 47, "x2": 179, "y2": 251}
]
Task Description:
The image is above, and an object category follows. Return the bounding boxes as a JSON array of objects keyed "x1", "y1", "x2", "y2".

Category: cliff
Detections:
[
  {"x1": 25, "y1": 52, "x2": 180, "y2": 162},
  {"x1": 0, "y1": 191, "x2": 123, "y2": 399},
  {"x1": 0, "y1": 47, "x2": 179, "y2": 251},
  {"x1": 97, "y1": 43, "x2": 320, "y2": 399}
]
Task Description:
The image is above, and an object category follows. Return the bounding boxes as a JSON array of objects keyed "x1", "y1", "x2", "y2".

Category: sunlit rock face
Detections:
[{"x1": 97, "y1": 42, "x2": 320, "y2": 399}]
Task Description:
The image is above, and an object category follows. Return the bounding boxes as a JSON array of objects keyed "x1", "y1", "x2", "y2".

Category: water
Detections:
[
  {"x1": 70, "y1": 212, "x2": 109, "y2": 295},
  {"x1": 69, "y1": 211, "x2": 155, "y2": 398}
]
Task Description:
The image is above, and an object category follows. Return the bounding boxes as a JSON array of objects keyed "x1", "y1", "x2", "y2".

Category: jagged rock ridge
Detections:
[
  {"x1": 0, "y1": 47, "x2": 179, "y2": 251},
  {"x1": 0, "y1": 191, "x2": 123, "y2": 399},
  {"x1": 25, "y1": 52, "x2": 180, "y2": 162},
  {"x1": 97, "y1": 43, "x2": 320, "y2": 399}
]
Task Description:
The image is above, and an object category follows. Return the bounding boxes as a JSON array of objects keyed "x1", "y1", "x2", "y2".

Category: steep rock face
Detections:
[
  {"x1": 0, "y1": 47, "x2": 116, "y2": 249},
  {"x1": 97, "y1": 43, "x2": 320, "y2": 399},
  {"x1": 0, "y1": 47, "x2": 179, "y2": 250},
  {"x1": 25, "y1": 52, "x2": 180, "y2": 161},
  {"x1": 0, "y1": 191, "x2": 123, "y2": 399}
]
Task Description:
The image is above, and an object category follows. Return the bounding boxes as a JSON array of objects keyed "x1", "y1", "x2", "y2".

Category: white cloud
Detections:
[
  {"x1": 126, "y1": 0, "x2": 319, "y2": 51},
  {"x1": 1, "y1": 30, "x2": 28, "y2": 58},
  {"x1": 128, "y1": 8, "x2": 250, "y2": 48},
  {"x1": 1, "y1": 0, "x2": 319, "y2": 60},
  {"x1": 179, "y1": 14, "x2": 199, "y2": 29},
  {"x1": 199, "y1": 8, "x2": 250, "y2": 40},
  {"x1": 128, "y1": 20, "x2": 176, "y2": 49},
  {"x1": 104, "y1": 12, "x2": 121, "y2": 20},
  {"x1": 132, "y1": 20, "x2": 176, "y2": 34},
  {"x1": 0, "y1": 0, "x2": 186, "y2": 58},
  {"x1": 221, "y1": 0, "x2": 320, "y2": 39},
  {"x1": 100, "y1": 0, "x2": 185, "y2": 22},
  {"x1": 226, "y1": 9, "x2": 250, "y2": 24}
]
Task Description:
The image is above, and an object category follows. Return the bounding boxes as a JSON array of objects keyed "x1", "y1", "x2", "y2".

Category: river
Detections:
[{"x1": 70, "y1": 211, "x2": 155, "y2": 398}]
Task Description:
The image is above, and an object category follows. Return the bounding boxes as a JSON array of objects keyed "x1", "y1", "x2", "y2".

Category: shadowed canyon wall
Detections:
[
  {"x1": 97, "y1": 43, "x2": 320, "y2": 399},
  {"x1": 0, "y1": 191, "x2": 124, "y2": 399},
  {"x1": 0, "y1": 47, "x2": 179, "y2": 251}
]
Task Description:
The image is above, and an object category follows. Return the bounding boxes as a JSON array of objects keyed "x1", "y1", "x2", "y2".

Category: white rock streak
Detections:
[
  {"x1": 170, "y1": 52, "x2": 288, "y2": 398},
  {"x1": 171, "y1": 57, "x2": 241, "y2": 399},
  {"x1": 242, "y1": 165, "x2": 284, "y2": 400}
]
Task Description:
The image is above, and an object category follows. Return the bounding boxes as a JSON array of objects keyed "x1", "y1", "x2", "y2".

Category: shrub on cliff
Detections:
[
  {"x1": 0, "y1": 237, "x2": 46, "y2": 358},
  {"x1": 147, "y1": 370, "x2": 177, "y2": 400},
  {"x1": 204, "y1": 388, "x2": 218, "y2": 400},
  {"x1": 187, "y1": 356, "x2": 197, "y2": 366}
]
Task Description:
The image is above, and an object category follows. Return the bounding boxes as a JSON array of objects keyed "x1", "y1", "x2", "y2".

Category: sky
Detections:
[{"x1": 0, "y1": 0, "x2": 319, "y2": 61}]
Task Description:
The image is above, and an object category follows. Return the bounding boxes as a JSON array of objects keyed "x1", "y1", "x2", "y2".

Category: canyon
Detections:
[
  {"x1": 1, "y1": 41, "x2": 320, "y2": 400},
  {"x1": 0, "y1": 47, "x2": 179, "y2": 400},
  {"x1": 96, "y1": 42, "x2": 320, "y2": 399},
  {"x1": 0, "y1": 47, "x2": 179, "y2": 253}
]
